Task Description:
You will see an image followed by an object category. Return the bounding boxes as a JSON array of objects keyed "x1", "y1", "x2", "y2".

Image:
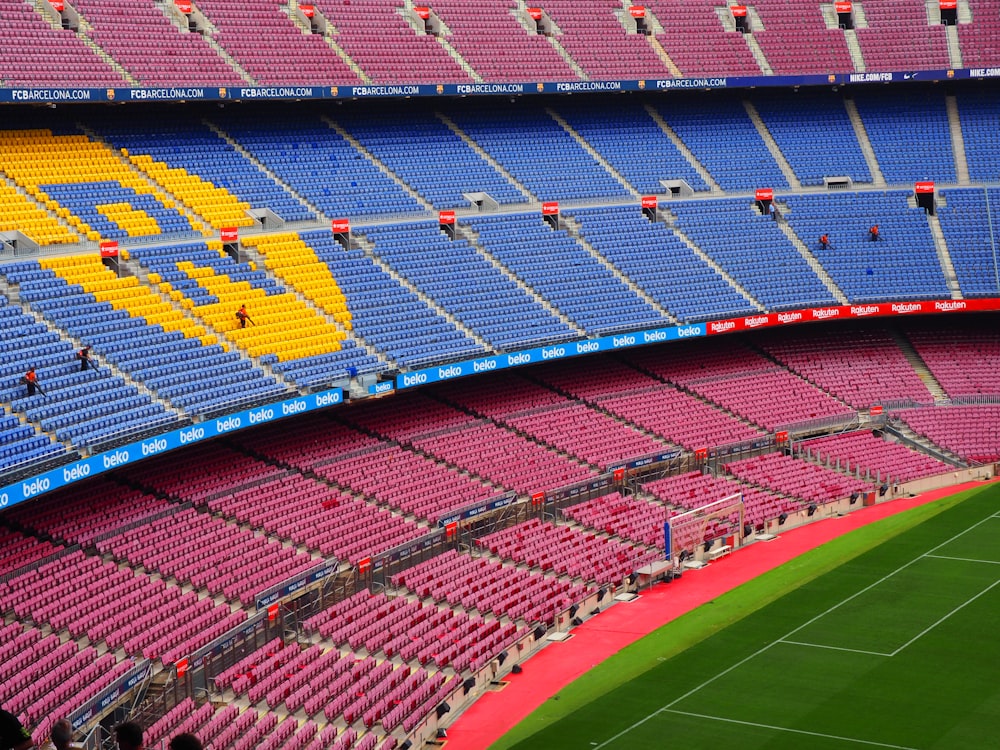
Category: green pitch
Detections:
[{"x1": 496, "y1": 484, "x2": 1000, "y2": 750}]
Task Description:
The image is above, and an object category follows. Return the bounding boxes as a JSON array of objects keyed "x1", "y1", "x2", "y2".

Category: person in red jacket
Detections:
[{"x1": 22, "y1": 367, "x2": 43, "y2": 397}]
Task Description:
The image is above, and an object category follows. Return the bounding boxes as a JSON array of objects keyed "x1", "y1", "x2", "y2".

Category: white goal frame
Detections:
[{"x1": 666, "y1": 492, "x2": 744, "y2": 566}]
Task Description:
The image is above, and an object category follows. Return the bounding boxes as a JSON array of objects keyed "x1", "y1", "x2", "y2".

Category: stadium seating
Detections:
[
  {"x1": 902, "y1": 321, "x2": 1000, "y2": 398},
  {"x1": 896, "y1": 405, "x2": 1000, "y2": 463},
  {"x1": 0, "y1": 129, "x2": 204, "y2": 243},
  {"x1": 567, "y1": 207, "x2": 755, "y2": 322},
  {"x1": 645, "y1": 0, "x2": 761, "y2": 77},
  {"x1": 750, "y1": 1, "x2": 854, "y2": 75},
  {"x1": 753, "y1": 325, "x2": 933, "y2": 408},
  {"x1": 653, "y1": 97, "x2": 788, "y2": 192},
  {"x1": 853, "y1": 91, "x2": 956, "y2": 184},
  {"x1": 193, "y1": 0, "x2": 361, "y2": 85},
  {"x1": 476, "y1": 517, "x2": 662, "y2": 586},
  {"x1": 467, "y1": 213, "x2": 669, "y2": 335},
  {"x1": 69, "y1": 0, "x2": 246, "y2": 87},
  {"x1": 362, "y1": 221, "x2": 577, "y2": 350},
  {"x1": 429, "y1": 0, "x2": 578, "y2": 82},
  {"x1": 389, "y1": 550, "x2": 595, "y2": 626},
  {"x1": 780, "y1": 191, "x2": 950, "y2": 302},
  {"x1": 445, "y1": 103, "x2": 632, "y2": 201},
  {"x1": 855, "y1": 1, "x2": 950, "y2": 72},
  {"x1": 668, "y1": 198, "x2": 838, "y2": 310},
  {"x1": 299, "y1": 229, "x2": 486, "y2": 367},
  {"x1": 0, "y1": 0, "x2": 124, "y2": 87},
  {"x1": 438, "y1": 372, "x2": 670, "y2": 468},
  {"x1": 935, "y1": 188, "x2": 1000, "y2": 298},
  {"x1": 723, "y1": 451, "x2": 871, "y2": 504},
  {"x1": 751, "y1": 91, "x2": 872, "y2": 186},
  {"x1": 335, "y1": 108, "x2": 527, "y2": 208},
  {"x1": 797, "y1": 431, "x2": 952, "y2": 483}
]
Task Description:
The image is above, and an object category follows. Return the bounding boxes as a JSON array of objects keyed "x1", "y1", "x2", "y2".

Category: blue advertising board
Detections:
[
  {"x1": 0, "y1": 68, "x2": 990, "y2": 105},
  {"x1": 0, "y1": 388, "x2": 342, "y2": 510},
  {"x1": 395, "y1": 324, "x2": 706, "y2": 390}
]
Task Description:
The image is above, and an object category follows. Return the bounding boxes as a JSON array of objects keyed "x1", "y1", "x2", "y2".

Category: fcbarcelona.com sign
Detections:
[
  {"x1": 0, "y1": 68, "x2": 993, "y2": 105},
  {"x1": 395, "y1": 324, "x2": 707, "y2": 389},
  {"x1": 0, "y1": 388, "x2": 342, "y2": 509}
]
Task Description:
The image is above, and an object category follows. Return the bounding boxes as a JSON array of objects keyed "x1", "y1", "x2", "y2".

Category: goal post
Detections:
[{"x1": 664, "y1": 492, "x2": 744, "y2": 566}]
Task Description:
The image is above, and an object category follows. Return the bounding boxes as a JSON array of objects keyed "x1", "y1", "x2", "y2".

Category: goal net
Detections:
[{"x1": 665, "y1": 492, "x2": 744, "y2": 565}]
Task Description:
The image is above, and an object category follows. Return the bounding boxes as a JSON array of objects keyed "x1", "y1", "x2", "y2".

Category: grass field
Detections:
[{"x1": 497, "y1": 483, "x2": 1000, "y2": 750}]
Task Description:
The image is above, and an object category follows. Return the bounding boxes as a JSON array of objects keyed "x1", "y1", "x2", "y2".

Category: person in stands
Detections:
[
  {"x1": 168, "y1": 734, "x2": 202, "y2": 750},
  {"x1": 77, "y1": 346, "x2": 94, "y2": 372},
  {"x1": 0, "y1": 707, "x2": 33, "y2": 750},
  {"x1": 819, "y1": 233, "x2": 830, "y2": 251},
  {"x1": 869, "y1": 224, "x2": 880, "y2": 242},
  {"x1": 22, "y1": 367, "x2": 43, "y2": 397},
  {"x1": 44, "y1": 719, "x2": 72, "y2": 750},
  {"x1": 113, "y1": 722, "x2": 143, "y2": 750},
  {"x1": 235, "y1": 304, "x2": 254, "y2": 329}
]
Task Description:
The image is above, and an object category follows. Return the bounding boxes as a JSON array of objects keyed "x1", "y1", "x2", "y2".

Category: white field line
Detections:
[
  {"x1": 590, "y1": 510, "x2": 1000, "y2": 750},
  {"x1": 661, "y1": 709, "x2": 923, "y2": 750}
]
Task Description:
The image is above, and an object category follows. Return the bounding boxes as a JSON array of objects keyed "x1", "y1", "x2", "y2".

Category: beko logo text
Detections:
[
  {"x1": 0, "y1": 493, "x2": 7, "y2": 507},
  {"x1": 142, "y1": 438, "x2": 168, "y2": 456},
  {"x1": 249, "y1": 408, "x2": 274, "y2": 424},
  {"x1": 542, "y1": 346, "x2": 565, "y2": 359},
  {"x1": 23, "y1": 478, "x2": 50, "y2": 497},
  {"x1": 180, "y1": 426, "x2": 205, "y2": 444},
  {"x1": 216, "y1": 416, "x2": 242, "y2": 432},
  {"x1": 401, "y1": 373, "x2": 428, "y2": 387},
  {"x1": 315, "y1": 392, "x2": 341, "y2": 406},
  {"x1": 438, "y1": 366, "x2": 463, "y2": 379},
  {"x1": 613, "y1": 335, "x2": 636, "y2": 348},
  {"x1": 370, "y1": 382, "x2": 394, "y2": 393},
  {"x1": 677, "y1": 326, "x2": 702, "y2": 337},
  {"x1": 64, "y1": 463, "x2": 91, "y2": 481},
  {"x1": 103, "y1": 450, "x2": 130, "y2": 469},
  {"x1": 507, "y1": 353, "x2": 532, "y2": 365},
  {"x1": 473, "y1": 359, "x2": 497, "y2": 372},
  {"x1": 643, "y1": 331, "x2": 667, "y2": 342},
  {"x1": 576, "y1": 341, "x2": 599, "y2": 353},
  {"x1": 282, "y1": 400, "x2": 307, "y2": 415}
]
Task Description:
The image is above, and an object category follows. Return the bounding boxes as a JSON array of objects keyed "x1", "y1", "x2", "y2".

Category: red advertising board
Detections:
[
  {"x1": 629, "y1": 5, "x2": 646, "y2": 18},
  {"x1": 445, "y1": 521, "x2": 458, "y2": 538},
  {"x1": 527, "y1": 7, "x2": 543, "y2": 20},
  {"x1": 438, "y1": 210, "x2": 456, "y2": 225},
  {"x1": 870, "y1": 405, "x2": 884, "y2": 416},
  {"x1": 776, "y1": 431, "x2": 789, "y2": 443},
  {"x1": 220, "y1": 226, "x2": 238, "y2": 243},
  {"x1": 331, "y1": 218, "x2": 350, "y2": 233},
  {"x1": 754, "y1": 188, "x2": 773, "y2": 201},
  {"x1": 358, "y1": 556, "x2": 372, "y2": 574},
  {"x1": 531, "y1": 491, "x2": 545, "y2": 505},
  {"x1": 730, "y1": 5, "x2": 748, "y2": 17},
  {"x1": 174, "y1": 0, "x2": 190, "y2": 12},
  {"x1": 939, "y1": 0, "x2": 956, "y2": 9},
  {"x1": 50, "y1": 0, "x2": 65, "y2": 10},
  {"x1": 834, "y1": 1, "x2": 852, "y2": 12},
  {"x1": 414, "y1": 5, "x2": 430, "y2": 19},
  {"x1": 694, "y1": 447, "x2": 708, "y2": 460},
  {"x1": 641, "y1": 195, "x2": 658, "y2": 209},
  {"x1": 541, "y1": 201, "x2": 559, "y2": 216},
  {"x1": 175, "y1": 658, "x2": 189, "y2": 677},
  {"x1": 300, "y1": 3, "x2": 315, "y2": 17},
  {"x1": 704, "y1": 298, "x2": 1000, "y2": 338},
  {"x1": 99, "y1": 241, "x2": 119, "y2": 258},
  {"x1": 267, "y1": 604, "x2": 279, "y2": 621},
  {"x1": 612, "y1": 468, "x2": 625, "y2": 482},
  {"x1": 915, "y1": 181, "x2": 935, "y2": 194}
]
